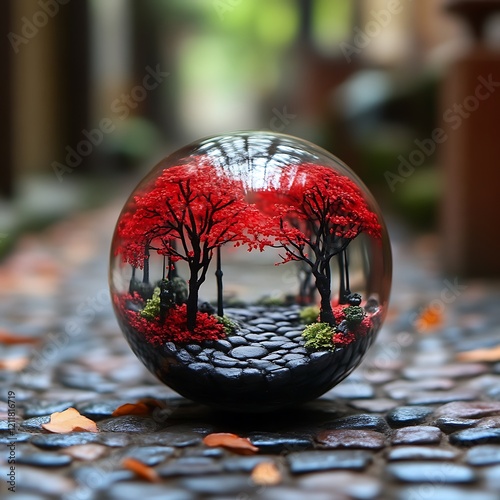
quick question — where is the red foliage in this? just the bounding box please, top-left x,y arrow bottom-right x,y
115,157 -> 264,269
256,163 -> 382,263
332,331 -> 356,346
117,294 -> 225,345
331,304 -> 373,345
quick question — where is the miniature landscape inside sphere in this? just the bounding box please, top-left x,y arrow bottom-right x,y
109,132 -> 392,412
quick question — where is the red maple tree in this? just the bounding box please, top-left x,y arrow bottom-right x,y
256,163 -> 381,326
116,158 -> 262,331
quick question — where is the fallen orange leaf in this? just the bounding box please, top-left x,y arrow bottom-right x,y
0,357 -> 30,371
42,408 -> 98,433
457,345 -> 500,363
0,330 -> 40,345
62,444 -> 107,461
203,433 -> 259,455
251,461 -> 282,485
122,457 -> 160,483
112,403 -> 151,417
414,305 -> 443,333
137,397 -> 167,410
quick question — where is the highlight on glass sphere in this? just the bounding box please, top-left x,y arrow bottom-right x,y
109,131 -> 392,412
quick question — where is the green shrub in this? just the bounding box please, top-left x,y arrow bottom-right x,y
344,306 -> 365,325
140,287 -> 160,320
216,315 -> 238,335
256,295 -> 286,307
302,323 -> 335,350
300,306 -> 320,325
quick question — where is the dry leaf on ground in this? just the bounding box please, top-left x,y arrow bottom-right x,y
0,357 -> 30,371
112,403 -> 151,417
251,461 -> 282,485
42,408 -> 98,433
414,305 -> 443,333
122,457 -> 160,482
0,330 -> 40,345
112,398 -> 166,417
203,432 -> 259,455
457,345 -> 500,363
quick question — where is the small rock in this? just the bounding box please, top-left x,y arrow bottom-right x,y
387,406 -> 433,428
466,445 -> 500,466
391,426 -> 442,445
435,417 -> 477,433
22,400 -> 73,418
297,471 -> 381,499
326,414 -> 389,432
98,415 -> 159,433
434,401 -> 500,419
328,382 -> 374,399
104,482 -> 194,500
288,450 -> 373,473
317,429 -> 386,450
17,452 -> 72,467
230,346 -> 268,360
387,462 -> 476,483
388,446 -> 457,461
248,433 -> 313,452
19,415 -> 50,431
395,486 -> 497,500
180,474 -> 253,495
31,432 -> 100,449
124,445 -> 175,466
450,428 -> 500,447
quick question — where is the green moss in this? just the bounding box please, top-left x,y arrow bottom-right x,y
300,306 -> 320,325
302,322 -> 335,350
344,306 -> 365,325
256,295 -> 286,307
140,287 -> 160,320
216,315 -> 238,335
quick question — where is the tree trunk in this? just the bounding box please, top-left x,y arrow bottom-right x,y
337,252 -> 346,304
216,247 -> 224,317
314,272 -> 336,327
143,246 -> 150,283
344,250 -> 350,299
298,262 -> 314,305
186,265 -> 199,332
170,240 -> 178,279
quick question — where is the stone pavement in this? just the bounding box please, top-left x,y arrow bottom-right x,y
1,203 -> 500,500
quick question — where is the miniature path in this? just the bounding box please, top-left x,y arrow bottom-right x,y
1,203 -> 500,499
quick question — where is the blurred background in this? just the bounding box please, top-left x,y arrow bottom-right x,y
1,0 -> 500,277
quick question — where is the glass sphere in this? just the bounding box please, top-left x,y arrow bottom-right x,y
109,131 -> 392,412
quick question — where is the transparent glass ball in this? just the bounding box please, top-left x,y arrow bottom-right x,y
109,131 -> 392,412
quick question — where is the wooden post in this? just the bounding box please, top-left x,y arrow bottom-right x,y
440,0 -> 500,276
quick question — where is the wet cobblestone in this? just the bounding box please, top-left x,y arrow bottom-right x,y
1,208 -> 500,498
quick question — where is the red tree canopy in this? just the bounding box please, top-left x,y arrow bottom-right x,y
254,163 -> 382,265
115,158 -> 265,269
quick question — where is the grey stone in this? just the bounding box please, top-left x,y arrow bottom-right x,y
31,432 -> 100,449
388,446 -> 458,461
450,428 -> 500,447
213,339 -> 232,352
434,401 -> 500,419
396,486 -> 497,500
391,426 -> 442,445
104,482 -> 194,500
158,456 -> 224,476
98,415 -> 159,433
22,401 -> 73,418
139,431 -> 201,447
435,416 -> 477,433
317,429 -> 386,450
124,445 -> 175,465
180,474 -> 253,495
288,450 -> 373,473
248,433 -> 313,452
227,336 -> 248,346
19,415 -> 50,431
387,462 -> 476,483
387,406 -> 433,428
17,451 -> 72,467
327,414 -> 389,432
466,445 -> 500,465
230,346 -> 268,359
